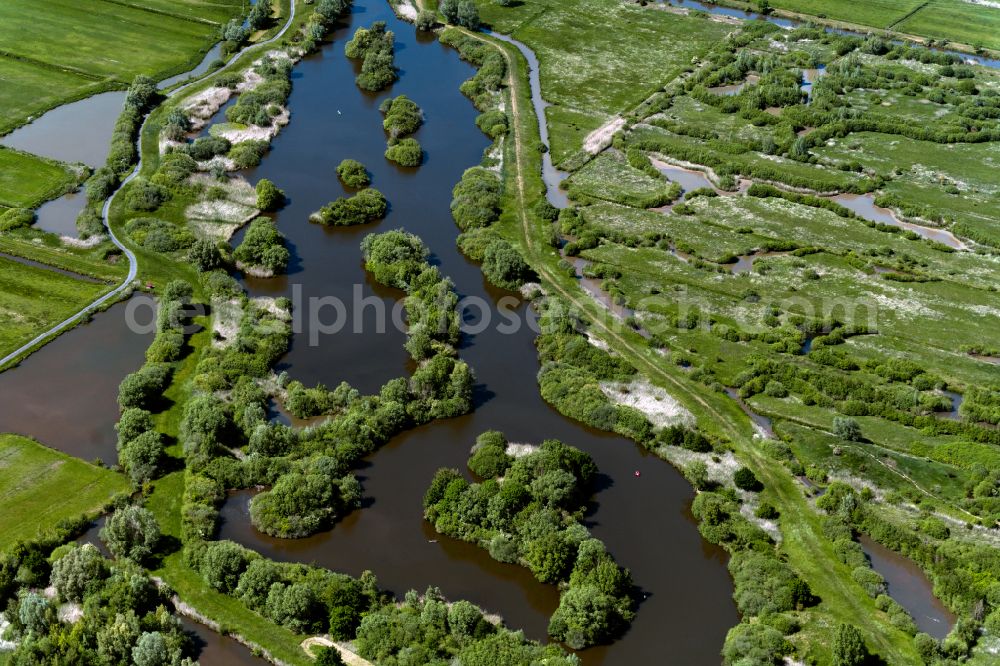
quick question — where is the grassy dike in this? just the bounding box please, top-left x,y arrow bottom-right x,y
454,25 -> 923,664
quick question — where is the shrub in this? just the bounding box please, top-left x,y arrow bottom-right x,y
234,218 -> 289,274
380,95 -> 423,138
833,416 -> 863,442
229,140 -> 269,169
734,466 -> 763,492
336,159 -> 370,188
311,188 -> 387,226
384,138 -> 422,166
117,364 -> 171,409
451,167 -> 502,230
255,178 -> 285,211
124,179 -> 168,212
100,505 -> 160,562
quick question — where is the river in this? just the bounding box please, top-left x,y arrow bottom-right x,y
213,1 -> 738,663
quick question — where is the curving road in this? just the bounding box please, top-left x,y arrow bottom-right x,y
0,1 -> 297,370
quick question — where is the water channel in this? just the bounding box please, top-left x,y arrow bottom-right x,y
211,2 -> 738,663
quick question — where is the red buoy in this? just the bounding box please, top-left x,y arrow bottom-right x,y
634,470 -> 641,477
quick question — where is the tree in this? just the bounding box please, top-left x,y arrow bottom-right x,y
132,631 -> 171,666
200,540 -> 256,593
384,138 -> 422,166
101,505 -> 161,562
336,159 -> 370,188
482,239 -> 530,289
360,229 -> 428,289
415,10 -> 436,31
722,622 -> 791,665
189,238 -> 222,272
547,584 -> 619,649
266,582 -> 323,633
524,531 -> 573,583
832,623 -> 870,666
468,432 -> 512,478
235,558 -> 282,607
733,466 -> 763,492
448,600 -> 485,638
50,544 -> 107,602
833,416 -> 863,442
180,394 -> 229,466
118,364 -> 171,410
120,430 -> 165,484
684,460 -> 710,490
116,408 -> 154,447
457,0 -> 479,28
440,0 -> 459,24
315,646 -> 347,666
256,178 -> 285,211
17,592 -> 53,635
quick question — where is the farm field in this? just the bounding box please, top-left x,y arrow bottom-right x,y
0,0 -> 243,134
0,147 -> 80,209
0,255 -> 110,358
766,0 -> 925,29
0,433 -> 127,550
893,0 -> 1000,52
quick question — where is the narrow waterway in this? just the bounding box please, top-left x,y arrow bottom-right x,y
216,1 -> 738,662
859,535 -> 956,639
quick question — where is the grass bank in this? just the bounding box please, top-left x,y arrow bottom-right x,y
0,433 -> 128,550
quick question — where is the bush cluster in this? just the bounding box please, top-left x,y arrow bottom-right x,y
233,217 -> 289,274
344,21 -> 397,92
424,433 -> 635,648
310,188 -> 387,226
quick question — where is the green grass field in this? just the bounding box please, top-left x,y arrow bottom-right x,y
892,0 -> 1000,51
0,146 -> 80,208
0,255 -> 110,358
0,433 -> 128,550
474,0 -> 730,164
0,228 -> 129,282
0,0 -> 242,134
768,0 -> 925,29
751,0 -> 1000,51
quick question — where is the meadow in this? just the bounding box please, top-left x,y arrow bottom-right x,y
752,0 -> 1000,51
473,0 -> 731,164
0,0 -> 242,134
0,433 -> 128,550
0,255 -> 111,358
0,147 -> 80,209
894,0 -> 1000,51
